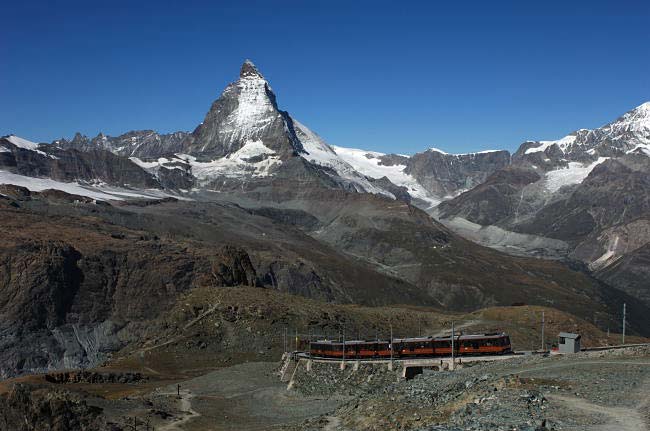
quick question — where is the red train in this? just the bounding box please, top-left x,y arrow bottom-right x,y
309,333 -> 511,359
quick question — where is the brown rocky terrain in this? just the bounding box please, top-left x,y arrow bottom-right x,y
2,180 -> 649,380
0,284 -> 646,431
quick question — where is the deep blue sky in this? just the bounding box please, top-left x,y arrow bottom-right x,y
2,1 -> 649,154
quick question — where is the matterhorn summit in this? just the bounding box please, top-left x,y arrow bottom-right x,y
183,60 -> 304,160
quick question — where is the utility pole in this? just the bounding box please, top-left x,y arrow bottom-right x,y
390,323 -> 394,367
283,327 -> 287,353
622,303 -> 626,345
342,323 -> 346,365
295,328 -> 298,352
541,311 -> 545,351
451,321 -> 455,370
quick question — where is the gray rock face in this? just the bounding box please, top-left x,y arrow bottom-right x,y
517,156 -> 650,241
0,137 -> 161,189
183,60 -> 304,160
437,166 -> 542,226
57,130 -> 189,158
404,149 -> 511,197
367,176 -> 412,203
0,224 -> 265,378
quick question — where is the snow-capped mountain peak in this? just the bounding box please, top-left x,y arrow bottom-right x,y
239,59 -> 264,79
517,101 -> 650,163
603,101 -> 650,136
184,60 -> 302,159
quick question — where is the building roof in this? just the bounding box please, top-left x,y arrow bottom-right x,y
559,332 -> 581,339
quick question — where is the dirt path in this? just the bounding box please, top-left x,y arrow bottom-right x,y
547,394 -> 647,431
323,416 -> 343,431
177,362 -> 347,430
158,389 -> 200,431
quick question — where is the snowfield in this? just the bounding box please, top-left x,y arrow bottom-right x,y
6,135 -> 40,151
330,145 -> 442,207
525,134 -> 577,154
0,171 -> 125,200
131,140 -> 282,183
0,170 -> 191,201
544,157 -> 608,192
294,121 -> 395,198
5,135 -> 54,158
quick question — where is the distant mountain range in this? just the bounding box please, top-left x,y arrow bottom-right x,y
437,101 -> 650,309
1,60 -> 649,378
3,61 -> 513,206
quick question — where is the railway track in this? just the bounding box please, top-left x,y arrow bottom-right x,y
294,351 -> 525,363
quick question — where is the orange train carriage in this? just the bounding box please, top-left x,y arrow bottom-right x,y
309,333 -> 511,359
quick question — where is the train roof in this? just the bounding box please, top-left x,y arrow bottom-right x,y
312,333 -> 508,345
435,333 -> 507,340
313,339 -> 389,345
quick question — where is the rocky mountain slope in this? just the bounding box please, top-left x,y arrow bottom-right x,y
56,130 -> 189,159
2,173 -> 649,379
437,102 -> 650,308
0,136 -> 161,190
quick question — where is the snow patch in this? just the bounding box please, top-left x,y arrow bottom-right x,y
130,156 -> 186,171
6,135 -> 39,151
294,120 -> 395,198
427,147 -> 501,156
627,143 -> 650,156
331,145 -> 442,207
0,170 -> 191,202
5,135 -> 54,158
525,134 -> 577,155
132,141 -> 281,182
171,141 -> 283,182
0,171 -> 124,201
544,157 -> 608,192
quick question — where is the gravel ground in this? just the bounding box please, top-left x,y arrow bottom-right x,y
290,346 -> 650,431
8,347 -> 646,430
168,362 -> 350,430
